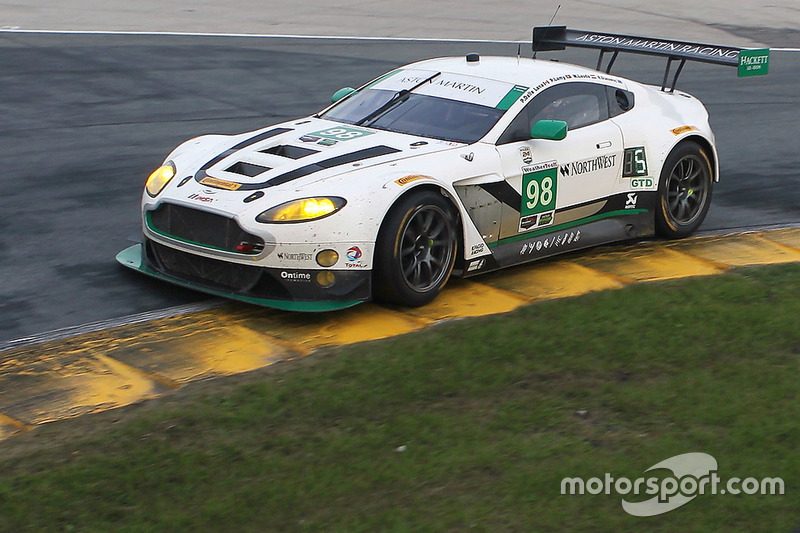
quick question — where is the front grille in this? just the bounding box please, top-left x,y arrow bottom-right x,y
146,240 -> 264,293
147,203 -> 264,254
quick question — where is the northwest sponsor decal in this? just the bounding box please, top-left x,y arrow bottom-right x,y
559,154 -> 617,177
277,252 -> 313,261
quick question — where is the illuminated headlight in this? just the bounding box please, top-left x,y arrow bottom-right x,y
256,197 -> 346,223
145,161 -> 176,197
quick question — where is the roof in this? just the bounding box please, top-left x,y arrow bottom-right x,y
403,55 -> 627,88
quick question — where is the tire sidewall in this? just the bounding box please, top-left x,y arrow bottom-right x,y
373,189 -> 458,306
655,141 -> 714,238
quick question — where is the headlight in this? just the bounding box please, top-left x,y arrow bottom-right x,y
145,161 -> 176,197
256,197 -> 346,223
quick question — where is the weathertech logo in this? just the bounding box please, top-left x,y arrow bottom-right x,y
560,154 -> 617,177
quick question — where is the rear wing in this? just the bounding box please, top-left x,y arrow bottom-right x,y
532,26 -> 770,92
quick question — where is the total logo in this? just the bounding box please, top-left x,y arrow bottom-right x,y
345,246 -> 369,269
346,246 -> 363,261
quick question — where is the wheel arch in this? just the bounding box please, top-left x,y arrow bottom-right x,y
667,134 -> 719,182
378,182 -> 466,269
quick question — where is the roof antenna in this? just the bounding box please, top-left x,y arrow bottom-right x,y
533,3 -> 561,60
517,43 -> 521,65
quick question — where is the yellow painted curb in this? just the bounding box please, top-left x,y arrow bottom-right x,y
480,261 -> 625,300
1,228 -> 798,438
0,413 -> 28,440
577,245 -> 725,282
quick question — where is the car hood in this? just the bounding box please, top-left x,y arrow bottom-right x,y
189,118 -> 464,193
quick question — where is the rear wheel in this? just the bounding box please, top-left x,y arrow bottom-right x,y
655,141 -> 714,238
374,190 -> 458,306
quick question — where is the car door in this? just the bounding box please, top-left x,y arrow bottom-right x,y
494,82 -> 624,241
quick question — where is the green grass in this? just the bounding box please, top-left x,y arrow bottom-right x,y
2,265 -> 800,532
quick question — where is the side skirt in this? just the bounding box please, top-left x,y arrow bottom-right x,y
460,208 -> 654,276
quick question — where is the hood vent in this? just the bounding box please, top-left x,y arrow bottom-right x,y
265,145 -> 402,188
260,145 -> 319,159
226,161 -> 271,177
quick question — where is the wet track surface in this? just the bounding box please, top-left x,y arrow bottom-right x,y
1,33 -> 798,342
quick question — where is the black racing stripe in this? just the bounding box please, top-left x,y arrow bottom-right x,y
233,145 -> 402,191
193,127 -> 292,183
479,182 -> 522,212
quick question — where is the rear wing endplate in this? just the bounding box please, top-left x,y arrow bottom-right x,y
532,26 -> 770,92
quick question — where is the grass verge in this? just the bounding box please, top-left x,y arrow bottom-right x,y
1,264 -> 799,532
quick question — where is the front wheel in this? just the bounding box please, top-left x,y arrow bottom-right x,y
374,190 -> 458,307
655,141 -> 714,238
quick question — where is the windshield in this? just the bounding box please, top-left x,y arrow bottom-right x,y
322,89 -> 505,144
320,69 -> 525,144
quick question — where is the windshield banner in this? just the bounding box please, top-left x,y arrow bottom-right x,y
370,69 -> 525,109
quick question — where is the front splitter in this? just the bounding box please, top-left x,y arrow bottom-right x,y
115,244 -> 365,312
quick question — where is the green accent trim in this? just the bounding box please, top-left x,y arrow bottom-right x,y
145,211 -> 258,256
496,84 -> 529,111
115,244 -> 364,313
488,209 -> 649,249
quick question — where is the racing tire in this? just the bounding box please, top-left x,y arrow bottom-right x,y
374,189 -> 458,307
655,141 -> 714,239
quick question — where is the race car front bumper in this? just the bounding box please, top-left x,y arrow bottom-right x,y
116,240 -> 370,312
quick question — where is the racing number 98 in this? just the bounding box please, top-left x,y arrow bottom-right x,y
318,128 -> 367,140
526,176 -> 553,210
521,167 -> 558,217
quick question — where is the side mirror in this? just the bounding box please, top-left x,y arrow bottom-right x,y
530,120 -> 568,141
330,87 -> 357,104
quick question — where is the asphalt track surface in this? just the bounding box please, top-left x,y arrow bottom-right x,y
0,33 -> 798,342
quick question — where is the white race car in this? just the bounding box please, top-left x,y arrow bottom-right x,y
117,26 -> 769,311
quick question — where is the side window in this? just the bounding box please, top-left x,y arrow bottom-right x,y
498,82 -> 611,145
607,87 -> 635,117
